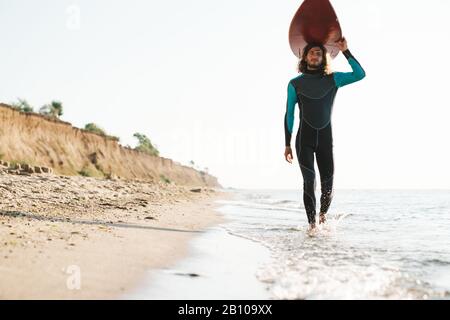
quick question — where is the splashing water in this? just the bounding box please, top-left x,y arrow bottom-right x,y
216,189 -> 450,300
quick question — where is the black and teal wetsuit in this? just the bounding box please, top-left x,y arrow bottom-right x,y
284,49 -> 366,224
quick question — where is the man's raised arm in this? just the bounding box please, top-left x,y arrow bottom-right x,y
333,48 -> 366,88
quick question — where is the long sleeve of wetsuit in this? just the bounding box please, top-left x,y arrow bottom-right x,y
333,49 -> 366,88
284,81 -> 298,147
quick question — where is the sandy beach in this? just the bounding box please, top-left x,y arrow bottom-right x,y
0,168 -> 233,299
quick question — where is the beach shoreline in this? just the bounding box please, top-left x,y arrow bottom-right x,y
124,197 -> 273,300
0,171 -> 234,299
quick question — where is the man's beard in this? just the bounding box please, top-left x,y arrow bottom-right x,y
308,63 -> 322,69
307,61 -> 322,69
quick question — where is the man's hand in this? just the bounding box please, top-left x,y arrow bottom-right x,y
335,36 -> 348,52
284,146 -> 293,164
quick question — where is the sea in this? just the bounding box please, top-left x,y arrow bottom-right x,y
215,188 -> 450,299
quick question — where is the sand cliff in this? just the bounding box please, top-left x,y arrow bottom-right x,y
0,103 -> 220,187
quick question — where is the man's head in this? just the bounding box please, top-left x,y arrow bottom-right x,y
298,42 -> 331,74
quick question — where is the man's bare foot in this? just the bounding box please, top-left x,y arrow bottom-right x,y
307,223 -> 317,236
319,213 -> 326,224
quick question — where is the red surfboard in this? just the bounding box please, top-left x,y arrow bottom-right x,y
288,0 -> 342,59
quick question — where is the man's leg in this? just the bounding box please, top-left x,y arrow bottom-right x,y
316,125 -> 334,223
296,145 -> 317,225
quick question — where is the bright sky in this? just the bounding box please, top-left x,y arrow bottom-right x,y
1,0 -> 449,189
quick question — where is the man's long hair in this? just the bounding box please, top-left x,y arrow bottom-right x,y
297,42 -> 332,75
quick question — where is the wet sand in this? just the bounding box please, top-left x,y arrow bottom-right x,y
124,225 -> 272,300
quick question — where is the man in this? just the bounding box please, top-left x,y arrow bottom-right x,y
283,37 -> 366,232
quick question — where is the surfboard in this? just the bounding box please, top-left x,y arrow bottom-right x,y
288,0 -> 342,59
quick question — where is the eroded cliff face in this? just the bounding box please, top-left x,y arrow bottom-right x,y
0,103 -> 221,188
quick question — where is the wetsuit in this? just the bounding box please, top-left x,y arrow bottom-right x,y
284,49 -> 366,224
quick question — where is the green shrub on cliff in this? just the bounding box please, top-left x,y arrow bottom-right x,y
84,123 -> 120,141
84,123 -> 106,135
39,101 -> 63,118
133,133 -> 159,157
84,122 -> 120,141
10,98 -> 34,112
